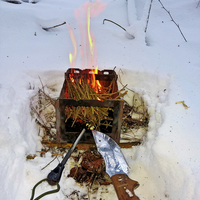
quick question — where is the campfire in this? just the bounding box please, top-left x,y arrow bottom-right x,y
55,1 -> 126,144
31,0 -> 149,149
55,68 -> 125,144
29,1 -> 148,198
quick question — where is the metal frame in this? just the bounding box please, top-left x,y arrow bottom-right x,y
55,68 -> 123,144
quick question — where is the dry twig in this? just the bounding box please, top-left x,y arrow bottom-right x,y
158,0 -> 187,42
39,88 -> 56,107
42,22 -> 66,31
103,19 -> 126,31
30,77 -> 57,142
103,19 -> 135,39
41,156 -> 57,170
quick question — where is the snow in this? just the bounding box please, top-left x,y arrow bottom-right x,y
0,0 -> 200,199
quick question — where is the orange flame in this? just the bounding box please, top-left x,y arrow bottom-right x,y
69,74 -> 75,83
68,0 -> 106,92
93,68 -> 102,92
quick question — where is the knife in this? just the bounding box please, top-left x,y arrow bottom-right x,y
92,130 -> 140,200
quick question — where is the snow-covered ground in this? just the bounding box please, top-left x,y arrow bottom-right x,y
0,0 -> 200,199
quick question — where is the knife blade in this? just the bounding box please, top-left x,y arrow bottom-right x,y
92,130 -> 140,200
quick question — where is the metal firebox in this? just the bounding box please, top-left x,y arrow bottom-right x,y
55,68 -> 123,144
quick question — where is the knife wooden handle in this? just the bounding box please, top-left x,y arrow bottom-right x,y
111,174 -> 140,200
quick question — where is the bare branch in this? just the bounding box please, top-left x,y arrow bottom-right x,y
158,0 -> 187,42
42,22 -> 66,31
145,0 -> 154,33
103,19 -> 135,39
103,19 -> 126,31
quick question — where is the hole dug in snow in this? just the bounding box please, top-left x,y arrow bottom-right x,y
29,69 -> 169,199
